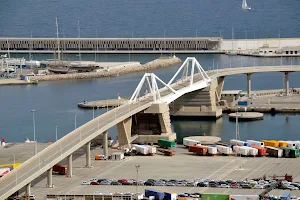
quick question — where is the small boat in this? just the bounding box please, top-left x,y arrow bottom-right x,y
242,0 -> 251,10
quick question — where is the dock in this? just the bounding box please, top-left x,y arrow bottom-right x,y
78,98 -> 129,109
0,78 -> 38,86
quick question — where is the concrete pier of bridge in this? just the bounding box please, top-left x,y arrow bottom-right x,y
85,141 -> 91,168
285,72 -> 289,95
103,131 -> 108,157
247,73 -> 252,97
67,154 -> 73,177
25,183 -> 31,196
47,168 -> 53,188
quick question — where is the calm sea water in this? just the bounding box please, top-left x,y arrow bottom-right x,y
0,0 -> 300,38
0,1 -> 300,143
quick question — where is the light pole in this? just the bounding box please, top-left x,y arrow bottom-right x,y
93,107 -> 95,119
31,109 -> 37,155
74,114 -> 77,130
135,165 -> 140,194
56,126 -> 58,141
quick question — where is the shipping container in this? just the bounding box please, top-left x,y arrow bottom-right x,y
202,193 -> 229,200
162,191 -> 177,200
0,167 -> 12,177
157,139 -> 175,149
251,146 -> 266,156
207,146 -> 218,155
188,146 -> 208,156
262,140 -> 279,147
244,147 -> 258,156
215,142 -> 233,148
216,145 -> 233,155
145,189 -> 164,200
278,141 -> 288,147
230,139 -> 249,146
53,164 -> 67,175
233,146 -> 249,156
230,195 -> 259,200
281,147 -> 300,158
280,192 -> 291,200
183,138 -> 201,147
265,146 -> 283,158
287,141 -> 296,149
246,140 -> 264,147
295,141 -> 300,150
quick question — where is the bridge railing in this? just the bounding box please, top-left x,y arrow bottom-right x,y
0,100 -> 150,199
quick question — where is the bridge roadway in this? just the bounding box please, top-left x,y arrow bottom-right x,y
1,64 -> 300,199
206,65 -> 300,77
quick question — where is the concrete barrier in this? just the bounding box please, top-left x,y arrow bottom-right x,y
31,56 -> 181,82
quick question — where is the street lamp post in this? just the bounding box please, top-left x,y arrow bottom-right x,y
31,109 -> 37,155
56,126 -> 58,141
74,114 -> 77,130
135,165 -> 140,194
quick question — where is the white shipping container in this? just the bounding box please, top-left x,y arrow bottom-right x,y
139,146 -> 149,155
183,138 -> 201,147
0,167 -> 11,177
246,140 -> 264,147
216,145 -> 233,155
230,195 -> 260,200
147,146 -> 156,154
287,141 -> 296,149
295,141 -> 300,150
233,146 -> 248,156
207,146 -> 218,155
230,139 -> 248,146
244,147 -> 258,156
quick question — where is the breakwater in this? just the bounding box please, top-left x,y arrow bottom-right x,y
31,56 -> 181,81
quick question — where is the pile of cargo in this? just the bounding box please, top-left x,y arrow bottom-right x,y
186,139 -> 300,158
157,139 -> 175,156
53,164 -> 67,175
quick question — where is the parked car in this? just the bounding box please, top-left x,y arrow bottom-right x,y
101,180 -> 111,185
190,193 -> 201,198
253,185 -> 264,189
240,184 -> 251,189
144,181 -> 154,186
111,181 -> 121,185
220,184 -> 230,188
90,181 -> 100,185
81,181 -> 91,185
166,182 -> 175,186
197,182 -> 208,187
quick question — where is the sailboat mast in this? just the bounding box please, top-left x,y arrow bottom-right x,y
78,21 -> 81,62
56,17 -> 61,61
7,38 -> 10,59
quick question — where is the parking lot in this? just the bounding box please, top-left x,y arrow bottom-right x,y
3,144 -> 300,199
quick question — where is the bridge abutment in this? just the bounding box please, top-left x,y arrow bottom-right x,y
117,117 -> 132,147
170,80 -> 222,119
216,76 -> 225,102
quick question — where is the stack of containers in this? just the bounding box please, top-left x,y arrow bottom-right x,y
230,139 -> 249,146
216,145 -> 233,156
265,146 -> 283,158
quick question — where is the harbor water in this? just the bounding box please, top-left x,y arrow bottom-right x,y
1,54 -> 300,143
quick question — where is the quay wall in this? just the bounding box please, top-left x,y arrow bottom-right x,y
220,38 -> 300,51
31,56 -> 181,81
0,37 -> 220,53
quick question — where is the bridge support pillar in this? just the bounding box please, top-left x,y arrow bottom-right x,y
47,168 -> 53,187
86,141 -> 91,168
216,76 -> 225,102
285,72 -> 289,95
103,131 -> 108,157
67,154 -> 73,177
117,117 -> 132,147
25,182 -> 31,196
247,73 -> 252,97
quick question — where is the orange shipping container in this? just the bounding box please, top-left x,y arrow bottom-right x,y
251,146 -> 266,156
279,141 -> 288,147
188,146 -> 208,155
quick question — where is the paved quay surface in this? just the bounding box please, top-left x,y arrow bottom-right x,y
2,145 -> 299,198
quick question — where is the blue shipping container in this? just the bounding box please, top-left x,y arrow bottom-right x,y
238,101 -> 248,106
280,192 -> 290,200
145,189 -> 164,200
163,192 -> 177,200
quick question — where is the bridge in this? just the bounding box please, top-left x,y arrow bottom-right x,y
0,57 -> 211,200
1,58 -> 300,199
